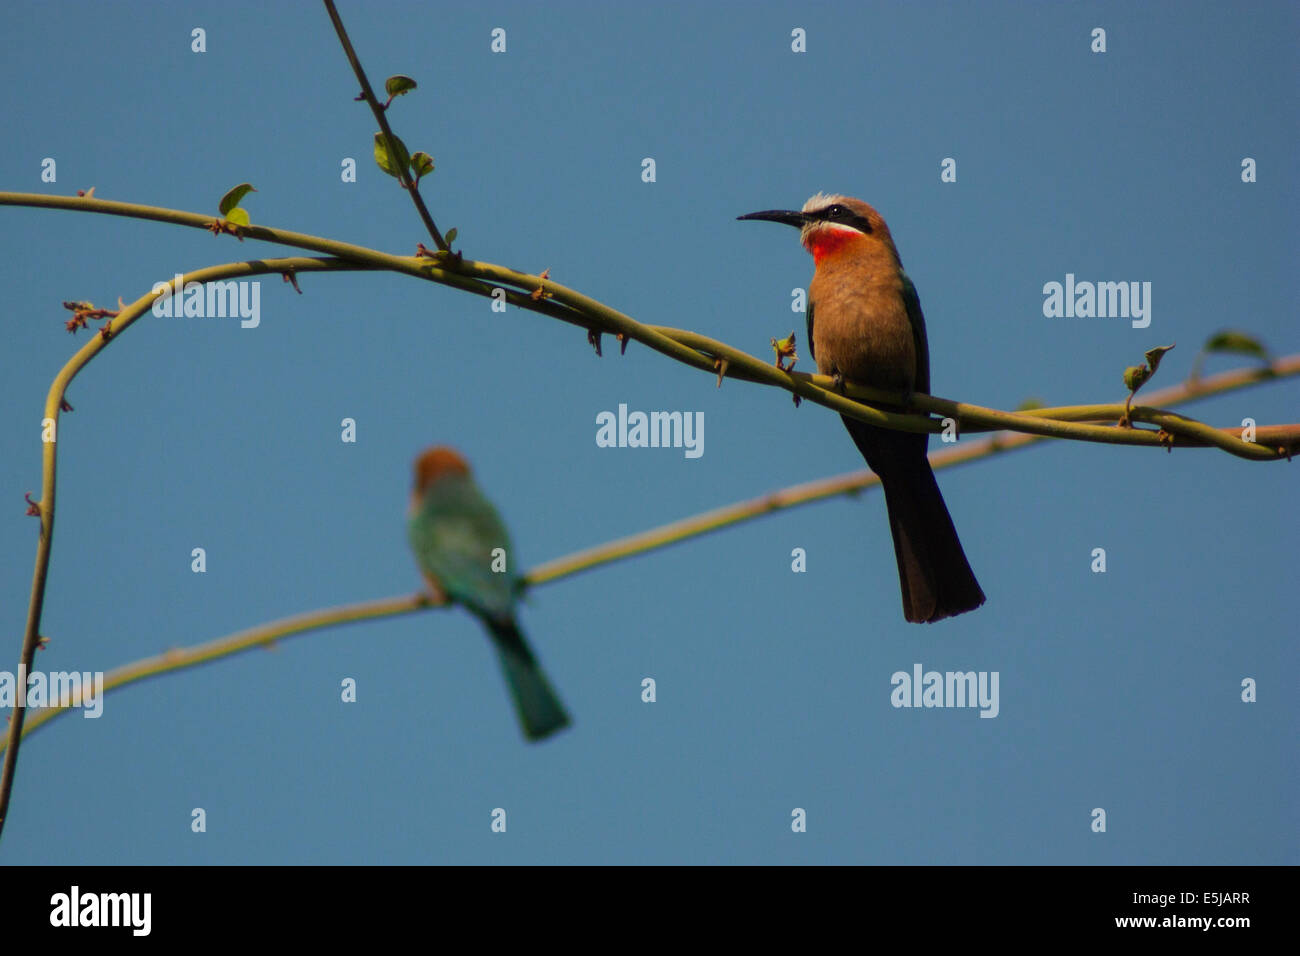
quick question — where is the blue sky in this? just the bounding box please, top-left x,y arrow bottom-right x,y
0,1 -> 1295,864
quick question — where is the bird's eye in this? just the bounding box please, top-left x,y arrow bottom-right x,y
827,204 -> 846,218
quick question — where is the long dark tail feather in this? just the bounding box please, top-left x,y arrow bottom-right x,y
841,417 -> 985,623
483,616 -> 572,741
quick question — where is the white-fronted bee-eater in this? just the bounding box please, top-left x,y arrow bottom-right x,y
739,194 -> 985,623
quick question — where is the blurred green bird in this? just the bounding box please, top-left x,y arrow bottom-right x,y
407,446 -> 571,741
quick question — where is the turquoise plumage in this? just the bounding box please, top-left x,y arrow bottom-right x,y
408,447 -> 571,741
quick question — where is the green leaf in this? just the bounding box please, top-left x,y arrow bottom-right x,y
1204,330 -> 1267,359
1143,344 -> 1175,376
384,75 -> 417,98
373,132 -> 411,179
410,151 -> 434,180
224,207 -> 250,227
444,227 -> 457,245
371,132 -> 410,178
1123,365 -> 1149,392
218,183 -> 256,215
1015,398 -> 1045,411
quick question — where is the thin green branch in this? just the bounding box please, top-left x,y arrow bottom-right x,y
0,256 -> 372,838
3,193 -> 1292,460
322,0 -> 447,250
3,355 -> 1294,753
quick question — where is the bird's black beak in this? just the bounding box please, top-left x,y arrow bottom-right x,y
737,209 -> 807,228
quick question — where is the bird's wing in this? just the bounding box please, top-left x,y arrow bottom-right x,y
805,297 -> 815,363
408,483 -> 517,619
899,270 -> 930,395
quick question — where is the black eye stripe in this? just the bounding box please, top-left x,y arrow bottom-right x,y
816,205 -> 872,234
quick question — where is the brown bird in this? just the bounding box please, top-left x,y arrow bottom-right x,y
739,193 -> 985,622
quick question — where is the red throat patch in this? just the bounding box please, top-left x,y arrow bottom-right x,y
802,225 -> 864,266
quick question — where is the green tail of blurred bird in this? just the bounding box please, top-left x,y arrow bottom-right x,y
408,446 -> 571,741
482,616 -> 571,741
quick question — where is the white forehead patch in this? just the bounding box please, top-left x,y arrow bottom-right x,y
802,192 -> 848,214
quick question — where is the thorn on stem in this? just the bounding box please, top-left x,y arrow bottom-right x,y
24,493 -> 40,517
587,329 -> 602,357
714,358 -> 729,387
531,268 -> 552,302
206,219 -> 245,241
